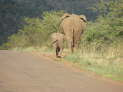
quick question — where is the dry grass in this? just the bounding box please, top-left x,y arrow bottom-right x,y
64,44 -> 123,81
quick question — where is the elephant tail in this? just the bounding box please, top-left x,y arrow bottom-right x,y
71,29 -> 75,52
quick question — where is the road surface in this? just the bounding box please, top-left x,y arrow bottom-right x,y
0,50 -> 123,92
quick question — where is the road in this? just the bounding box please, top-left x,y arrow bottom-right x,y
0,50 -> 123,92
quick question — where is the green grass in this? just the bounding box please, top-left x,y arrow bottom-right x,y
64,51 -> 123,81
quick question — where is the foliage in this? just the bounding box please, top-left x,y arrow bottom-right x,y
2,11 -> 64,48
1,0 -> 123,49
82,0 -> 123,46
0,0 -> 109,45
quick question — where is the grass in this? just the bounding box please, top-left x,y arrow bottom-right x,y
63,46 -> 123,81
12,46 -> 54,53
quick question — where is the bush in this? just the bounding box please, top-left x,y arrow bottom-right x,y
2,11 -> 64,48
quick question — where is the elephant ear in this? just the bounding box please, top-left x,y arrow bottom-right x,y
61,13 -> 71,20
80,15 -> 87,23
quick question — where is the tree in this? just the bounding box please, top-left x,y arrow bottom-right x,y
2,11 -> 64,48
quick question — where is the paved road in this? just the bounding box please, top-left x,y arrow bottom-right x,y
0,50 -> 123,92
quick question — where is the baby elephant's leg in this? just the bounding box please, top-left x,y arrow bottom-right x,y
56,46 -> 61,58
59,47 -> 63,57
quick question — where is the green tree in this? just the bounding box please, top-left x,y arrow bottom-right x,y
82,0 -> 123,45
2,11 -> 64,48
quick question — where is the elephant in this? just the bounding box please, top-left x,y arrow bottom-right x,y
60,13 -> 87,52
51,32 -> 65,58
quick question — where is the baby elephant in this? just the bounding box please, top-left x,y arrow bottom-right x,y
51,33 -> 64,58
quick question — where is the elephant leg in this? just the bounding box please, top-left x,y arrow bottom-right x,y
56,46 -> 60,58
67,40 -> 74,53
70,40 -> 75,53
59,47 -> 63,57
71,42 -> 74,53
75,40 -> 80,49
66,37 -> 74,53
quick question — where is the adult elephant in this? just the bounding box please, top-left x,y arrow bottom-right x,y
60,13 -> 87,52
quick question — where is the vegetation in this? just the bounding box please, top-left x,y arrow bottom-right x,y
0,0 -> 108,45
1,11 -> 64,48
64,52 -> 123,80
0,0 -> 123,81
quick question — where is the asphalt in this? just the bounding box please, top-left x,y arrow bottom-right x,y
0,50 -> 123,92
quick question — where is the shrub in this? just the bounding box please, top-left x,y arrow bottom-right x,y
2,11 -> 64,48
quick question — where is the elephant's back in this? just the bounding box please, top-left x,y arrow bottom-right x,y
73,14 -> 86,31
60,16 -> 74,37
61,16 -> 74,30
60,14 -> 86,36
